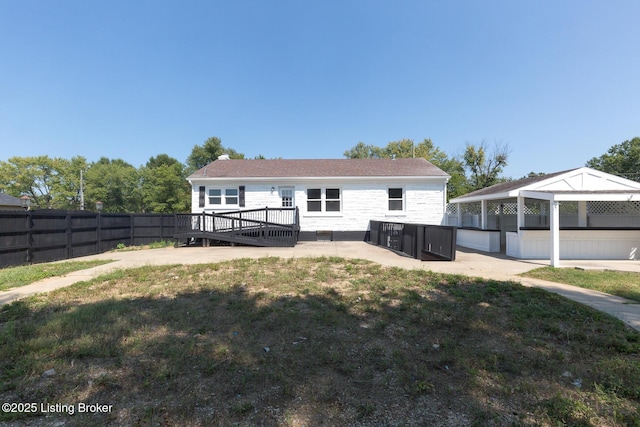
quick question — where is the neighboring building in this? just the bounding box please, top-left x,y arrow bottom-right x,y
447,167 -> 640,266
0,193 -> 24,210
187,157 -> 450,241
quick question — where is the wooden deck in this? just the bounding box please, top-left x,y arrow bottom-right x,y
174,207 -> 299,247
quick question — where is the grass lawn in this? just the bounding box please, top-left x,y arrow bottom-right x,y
520,267 -> 640,302
1,257 -> 639,426
0,260 -> 114,292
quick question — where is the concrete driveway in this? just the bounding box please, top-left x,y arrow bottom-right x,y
2,242 -> 639,331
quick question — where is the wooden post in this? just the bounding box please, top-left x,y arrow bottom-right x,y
97,211 -> 102,254
130,214 -> 135,246
416,225 -> 424,259
173,213 -> 178,239
25,210 -> 32,263
66,212 -> 72,259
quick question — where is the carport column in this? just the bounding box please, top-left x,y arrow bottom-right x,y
516,196 -> 525,230
516,196 -> 525,256
578,201 -> 588,227
456,203 -> 462,227
481,200 -> 488,229
550,200 -> 560,267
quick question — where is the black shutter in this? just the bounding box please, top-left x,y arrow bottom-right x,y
199,186 -> 205,208
239,186 -> 245,207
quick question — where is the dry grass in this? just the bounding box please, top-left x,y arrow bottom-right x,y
1,257 -> 639,426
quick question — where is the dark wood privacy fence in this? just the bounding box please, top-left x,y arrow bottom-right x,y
369,220 -> 457,261
174,207 -> 299,248
0,210 -> 175,268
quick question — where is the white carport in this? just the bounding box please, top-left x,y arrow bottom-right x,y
447,167 -> 640,267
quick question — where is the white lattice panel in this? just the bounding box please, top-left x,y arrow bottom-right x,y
486,202 -> 518,215
559,201 -> 578,215
524,200 -> 547,215
445,203 -> 459,215
502,202 -> 517,215
460,202 -> 481,215
588,201 -> 640,215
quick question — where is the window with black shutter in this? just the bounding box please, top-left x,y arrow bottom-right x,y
199,186 -> 205,208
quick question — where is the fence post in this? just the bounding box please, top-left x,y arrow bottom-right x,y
97,211 -> 102,254
25,210 -> 33,263
416,226 -> 424,259
130,214 -> 134,246
174,213 -> 178,236
66,212 -> 72,259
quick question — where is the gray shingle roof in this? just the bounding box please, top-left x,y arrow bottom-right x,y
455,169 -> 579,199
0,193 -> 22,206
188,158 -> 449,179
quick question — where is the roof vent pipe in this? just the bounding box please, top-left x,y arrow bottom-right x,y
218,154 -> 230,160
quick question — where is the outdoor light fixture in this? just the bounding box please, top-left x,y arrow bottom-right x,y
20,195 -> 31,211
271,186 -> 275,193
96,201 -> 103,212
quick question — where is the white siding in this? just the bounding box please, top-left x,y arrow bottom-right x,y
189,178 -> 447,231
456,229 -> 501,252
513,229 -> 640,260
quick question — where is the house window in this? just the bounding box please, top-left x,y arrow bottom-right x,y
225,188 -> 238,205
209,189 -> 222,205
307,188 -> 341,212
388,188 -> 404,211
307,189 -> 322,212
325,188 -> 341,212
208,188 -> 239,206
280,187 -> 294,207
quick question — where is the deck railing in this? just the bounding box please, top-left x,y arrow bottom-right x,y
175,207 -> 299,247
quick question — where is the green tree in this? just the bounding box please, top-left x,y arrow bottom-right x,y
343,138 -> 468,198
463,141 -> 510,191
84,157 -> 142,212
186,136 -> 244,173
343,142 -> 384,159
0,156 -> 66,209
54,156 -> 90,210
141,155 -> 190,213
586,137 -> 640,182
383,139 -> 418,159
523,172 -> 546,179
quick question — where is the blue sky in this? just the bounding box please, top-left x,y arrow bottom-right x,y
1,0 -> 638,179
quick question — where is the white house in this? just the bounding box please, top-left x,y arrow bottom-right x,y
187,157 -> 450,241
447,167 -> 640,266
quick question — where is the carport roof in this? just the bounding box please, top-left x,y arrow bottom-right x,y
450,167 -> 640,203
